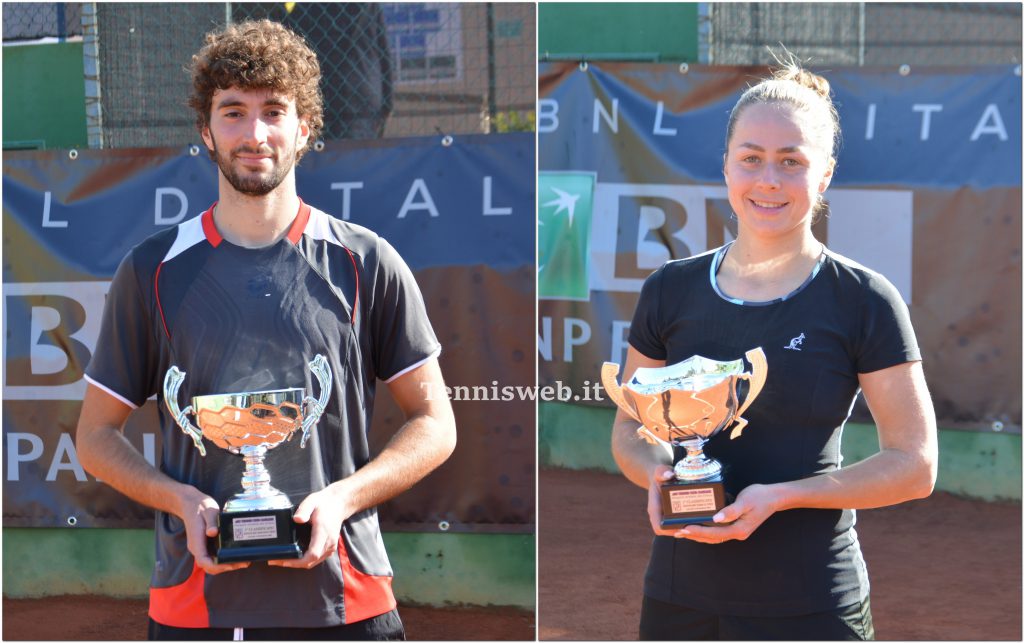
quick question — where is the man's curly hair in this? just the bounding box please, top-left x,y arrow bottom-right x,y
188,20 -> 324,160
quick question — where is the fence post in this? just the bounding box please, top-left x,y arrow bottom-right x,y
82,2 -> 104,149
486,3 -> 498,133
858,2 -> 866,65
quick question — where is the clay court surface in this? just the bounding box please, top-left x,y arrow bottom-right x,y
539,468 -> 1022,641
4,470 -> 1020,641
2,598 -> 535,641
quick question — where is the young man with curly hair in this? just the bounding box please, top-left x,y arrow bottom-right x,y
76,20 -> 456,640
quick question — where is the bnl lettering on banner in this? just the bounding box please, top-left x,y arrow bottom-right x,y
539,98 -> 1010,142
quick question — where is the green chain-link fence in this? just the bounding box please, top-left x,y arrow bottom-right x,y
705,2 -> 1021,66
2,2 -> 535,149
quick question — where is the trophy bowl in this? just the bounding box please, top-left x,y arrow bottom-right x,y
602,348 -> 767,527
163,355 -> 332,562
192,389 -> 305,454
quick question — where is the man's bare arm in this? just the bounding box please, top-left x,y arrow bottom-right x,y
338,356 -> 457,512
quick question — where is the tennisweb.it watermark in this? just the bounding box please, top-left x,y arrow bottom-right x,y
420,380 -> 605,403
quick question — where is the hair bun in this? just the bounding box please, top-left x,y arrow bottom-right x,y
726,45 -> 842,160
773,64 -> 831,100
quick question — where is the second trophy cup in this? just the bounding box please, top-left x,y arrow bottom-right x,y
602,348 -> 767,527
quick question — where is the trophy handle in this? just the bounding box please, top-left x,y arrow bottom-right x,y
162,366 -> 206,456
600,362 -> 643,425
729,347 -> 769,440
636,426 -> 663,447
602,362 -> 661,445
300,354 -> 333,448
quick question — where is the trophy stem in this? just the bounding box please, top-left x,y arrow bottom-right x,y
681,438 -> 706,460
672,437 -> 723,482
240,446 -> 272,495
223,445 -> 292,512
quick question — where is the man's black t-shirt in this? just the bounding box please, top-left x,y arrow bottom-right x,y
85,201 -> 440,628
628,243 -> 920,617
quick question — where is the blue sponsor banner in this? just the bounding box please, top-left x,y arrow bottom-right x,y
539,63 -> 1020,189
3,132 -> 534,278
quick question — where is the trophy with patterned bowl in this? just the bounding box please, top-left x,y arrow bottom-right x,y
163,355 -> 332,563
602,348 -> 767,527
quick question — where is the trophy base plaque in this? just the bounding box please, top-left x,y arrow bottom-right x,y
215,508 -> 303,564
659,476 -> 727,528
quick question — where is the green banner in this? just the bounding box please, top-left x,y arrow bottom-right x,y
538,172 -> 595,300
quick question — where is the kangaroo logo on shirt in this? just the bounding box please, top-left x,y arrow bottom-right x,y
784,333 -> 806,351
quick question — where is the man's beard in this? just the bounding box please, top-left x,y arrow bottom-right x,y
210,133 -> 297,197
